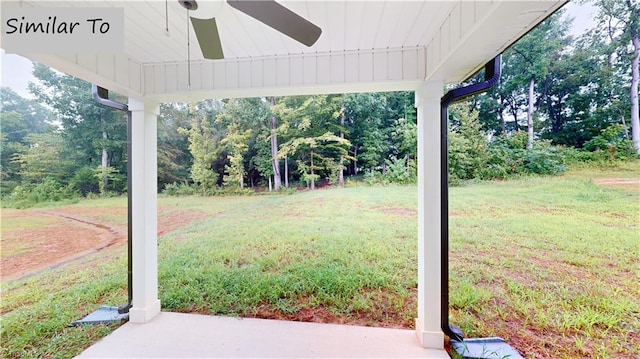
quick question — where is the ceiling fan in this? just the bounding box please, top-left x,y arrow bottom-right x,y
178,0 -> 322,60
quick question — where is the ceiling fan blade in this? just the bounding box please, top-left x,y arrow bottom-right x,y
190,17 -> 224,59
227,0 -> 322,47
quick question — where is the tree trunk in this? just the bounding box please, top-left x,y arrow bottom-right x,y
630,30 -> 640,153
310,150 -> 315,190
101,129 -> 109,195
499,95 -> 506,135
268,97 -> 282,189
353,145 -> 359,175
268,176 -> 272,192
619,109 -> 630,139
511,108 -> 519,132
527,77 -> 535,150
284,155 -> 289,187
338,98 -> 345,185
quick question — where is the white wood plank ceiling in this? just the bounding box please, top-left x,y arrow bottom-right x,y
14,1 -> 456,63
3,0 -> 567,100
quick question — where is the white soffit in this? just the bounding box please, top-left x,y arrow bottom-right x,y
2,0 -> 566,101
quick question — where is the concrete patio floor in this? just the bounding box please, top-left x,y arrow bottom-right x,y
76,312 -> 450,358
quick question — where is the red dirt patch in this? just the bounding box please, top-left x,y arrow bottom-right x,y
158,208 -> 208,236
1,211 -> 125,282
52,206 -> 127,225
246,289 -> 416,329
247,305 -> 410,329
1,207 -> 208,282
373,206 -> 417,217
593,177 -> 640,191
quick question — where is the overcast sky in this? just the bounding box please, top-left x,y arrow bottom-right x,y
0,1 -> 598,100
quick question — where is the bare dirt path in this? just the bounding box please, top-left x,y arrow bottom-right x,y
1,207 -> 208,283
1,211 -> 126,282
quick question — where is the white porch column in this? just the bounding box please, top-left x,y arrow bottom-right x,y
415,80 -> 444,349
128,97 -> 161,323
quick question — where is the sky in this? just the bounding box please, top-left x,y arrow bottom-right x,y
0,1 -> 598,100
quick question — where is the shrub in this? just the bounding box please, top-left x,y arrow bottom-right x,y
481,142 -> 521,180
362,156 -> 416,185
448,132 -> 472,182
29,177 -> 78,202
162,182 -> 199,196
344,176 -> 365,188
162,181 -> 256,196
523,142 -> 567,175
0,179 -> 20,199
563,147 -> 601,164
448,104 -> 490,182
382,156 -> 416,184
583,124 -> 637,162
205,186 -> 254,196
478,137 -> 567,180
70,167 -> 99,196
93,166 -> 126,195
7,177 -> 78,208
363,169 -> 383,185
505,131 -> 528,150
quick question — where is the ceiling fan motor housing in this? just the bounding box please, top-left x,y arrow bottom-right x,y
179,0 -> 198,11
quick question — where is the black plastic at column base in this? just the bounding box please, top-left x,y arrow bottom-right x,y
451,337 -> 524,359
70,306 -> 129,326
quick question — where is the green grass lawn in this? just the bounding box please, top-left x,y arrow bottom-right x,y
1,164 -> 638,358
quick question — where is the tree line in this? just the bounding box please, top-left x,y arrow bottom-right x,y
160,91 -> 417,194
1,3 -> 638,205
474,2 -> 639,153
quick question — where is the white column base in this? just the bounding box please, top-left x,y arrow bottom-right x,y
415,319 -> 445,349
129,299 -> 161,323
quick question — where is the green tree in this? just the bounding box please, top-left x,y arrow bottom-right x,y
591,0 -> 640,153
158,103 -> 194,188
29,64 -> 127,193
537,31 -> 619,147
178,101 -> 225,192
1,112 -> 28,193
0,87 -> 54,194
504,12 -> 571,148
267,97 -> 282,190
0,87 -> 53,135
343,93 -> 390,174
12,133 -> 75,184
252,130 -> 277,189
391,118 -> 417,164
220,123 -> 252,188
278,132 -> 351,189
216,97 -> 271,188
277,95 -> 350,189
448,104 -> 488,180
